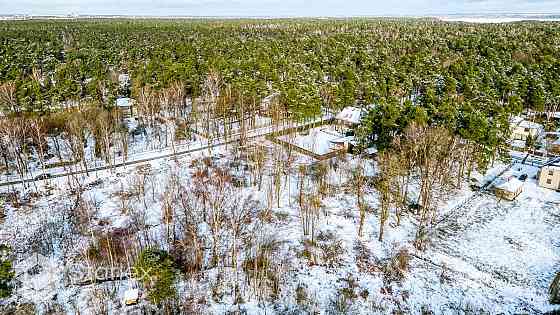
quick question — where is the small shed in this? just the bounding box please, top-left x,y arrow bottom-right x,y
116,97 -> 135,118
330,136 -> 356,152
495,177 -> 523,201
360,146 -> 379,159
123,288 -> 140,306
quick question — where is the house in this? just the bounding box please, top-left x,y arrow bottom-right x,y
494,177 -> 523,200
118,73 -> 130,88
335,106 -> 367,128
510,116 -> 544,141
538,165 -> 560,191
116,97 -> 135,118
259,92 -> 281,116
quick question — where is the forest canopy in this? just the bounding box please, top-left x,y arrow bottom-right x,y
0,18 -> 559,166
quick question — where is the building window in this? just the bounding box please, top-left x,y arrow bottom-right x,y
547,179 -> 552,185
549,170 -> 554,176
524,128 -> 530,132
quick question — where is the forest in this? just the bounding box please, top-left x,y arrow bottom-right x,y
0,18 -> 559,314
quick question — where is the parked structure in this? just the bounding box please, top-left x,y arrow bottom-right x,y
495,177 -> 523,200
538,165 -> 560,191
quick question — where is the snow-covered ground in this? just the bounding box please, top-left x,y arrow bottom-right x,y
1,132 -> 560,314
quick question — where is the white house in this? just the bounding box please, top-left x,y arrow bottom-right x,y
538,164 -> 560,191
123,288 -> 140,306
510,116 -> 544,141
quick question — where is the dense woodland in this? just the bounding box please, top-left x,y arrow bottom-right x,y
1,19 -> 560,148
1,19 -> 560,313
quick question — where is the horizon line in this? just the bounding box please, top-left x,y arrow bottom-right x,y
2,12 -> 560,18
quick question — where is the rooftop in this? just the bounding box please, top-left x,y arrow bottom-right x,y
335,106 -> 367,124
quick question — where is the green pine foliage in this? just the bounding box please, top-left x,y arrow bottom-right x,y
0,19 -> 558,121
133,247 -> 177,305
0,245 -> 14,299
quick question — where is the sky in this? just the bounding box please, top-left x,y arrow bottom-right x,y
0,0 -> 559,16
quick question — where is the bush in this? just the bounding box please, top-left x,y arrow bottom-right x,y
0,245 -> 14,299
133,247 -> 177,305
317,231 -> 345,268
382,249 -> 411,284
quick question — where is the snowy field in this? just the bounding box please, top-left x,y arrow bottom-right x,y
1,138 -> 560,314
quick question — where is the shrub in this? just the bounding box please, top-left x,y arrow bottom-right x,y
295,284 -> 308,306
317,231 -> 345,268
133,247 -> 177,305
383,248 -> 411,284
328,274 -> 359,314
395,249 -> 410,272
0,245 -> 14,299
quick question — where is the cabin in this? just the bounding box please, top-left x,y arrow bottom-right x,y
538,165 -> 560,191
494,177 -> 523,201
510,116 -> 544,141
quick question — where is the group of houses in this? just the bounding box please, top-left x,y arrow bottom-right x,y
509,115 -> 560,153
110,96 -> 560,201
493,115 -> 560,200
495,160 -> 560,201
